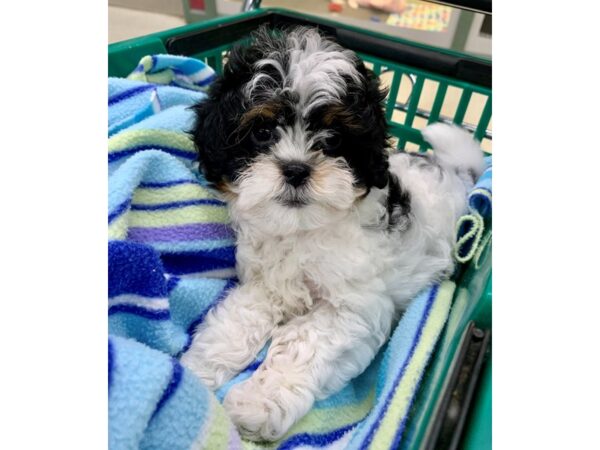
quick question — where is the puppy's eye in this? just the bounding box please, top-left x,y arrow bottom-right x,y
324,133 -> 342,152
251,127 -> 274,145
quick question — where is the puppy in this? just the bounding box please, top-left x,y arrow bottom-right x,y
181,26 -> 484,441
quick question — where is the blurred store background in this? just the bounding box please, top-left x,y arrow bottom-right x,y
109,0 -> 491,59
109,0 -> 492,152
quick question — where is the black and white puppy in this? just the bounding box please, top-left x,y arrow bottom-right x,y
182,26 -> 484,441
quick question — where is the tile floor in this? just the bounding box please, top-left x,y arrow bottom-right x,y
109,6 -> 186,44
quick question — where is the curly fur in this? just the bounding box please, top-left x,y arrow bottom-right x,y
183,26 -> 484,441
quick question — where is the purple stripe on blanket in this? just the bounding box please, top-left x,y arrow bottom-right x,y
228,424 -> 245,450
128,223 -> 234,242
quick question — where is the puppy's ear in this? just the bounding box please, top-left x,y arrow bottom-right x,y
190,41 -> 262,186
190,79 -> 234,186
220,40 -> 264,90
355,62 -> 390,189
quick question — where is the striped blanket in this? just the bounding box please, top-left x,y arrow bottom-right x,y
108,55 -> 456,450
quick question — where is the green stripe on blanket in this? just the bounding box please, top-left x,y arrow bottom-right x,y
108,129 -> 197,156
367,281 -> 454,449
132,184 -> 216,205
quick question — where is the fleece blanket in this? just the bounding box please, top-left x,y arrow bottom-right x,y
108,54 -> 458,450
454,157 -> 492,264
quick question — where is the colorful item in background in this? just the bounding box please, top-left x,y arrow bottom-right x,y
355,0 -> 407,14
188,0 -> 206,12
386,0 -> 452,32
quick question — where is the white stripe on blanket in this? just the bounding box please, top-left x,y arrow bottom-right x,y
109,295 -> 170,310
171,268 -> 238,280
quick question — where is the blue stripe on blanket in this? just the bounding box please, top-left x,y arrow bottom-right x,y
213,345 -> 269,402
108,339 -> 114,391
168,278 -> 234,333
108,145 -> 196,163
243,360 -> 262,372
166,276 -> 180,293
108,199 -> 131,224
468,158 -> 492,218
279,422 -> 359,450
176,58 -> 208,75
194,73 -> 216,87
180,278 -> 237,355
108,240 -> 168,298
108,89 -> 161,138
140,361 -> 214,450
138,179 -> 197,188
469,186 -> 492,218
456,220 -> 479,259
160,247 -> 236,275
109,310 -> 188,356
150,239 -> 236,254
187,279 -> 236,333
130,199 -> 226,210
152,359 -> 184,419
109,84 -> 156,106
108,150 -> 202,216
165,59 -> 217,88
388,302 -> 439,449
108,336 -> 182,450
109,304 -> 171,320
358,284 -> 438,449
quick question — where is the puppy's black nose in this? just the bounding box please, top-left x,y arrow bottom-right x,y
281,162 -> 311,187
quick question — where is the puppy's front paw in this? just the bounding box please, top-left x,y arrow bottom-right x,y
180,353 -> 218,390
223,375 -> 313,442
180,346 -> 237,390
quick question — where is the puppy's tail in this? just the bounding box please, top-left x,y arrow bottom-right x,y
421,123 -> 485,184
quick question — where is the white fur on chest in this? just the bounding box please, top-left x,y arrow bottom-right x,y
234,213 -> 387,320
232,153 -> 469,322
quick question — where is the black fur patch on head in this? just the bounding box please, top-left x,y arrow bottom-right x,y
190,27 -> 295,187
307,61 -> 390,189
189,44 -> 258,185
190,26 -> 391,191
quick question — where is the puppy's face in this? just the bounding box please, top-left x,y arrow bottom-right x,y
191,27 -> 389,235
